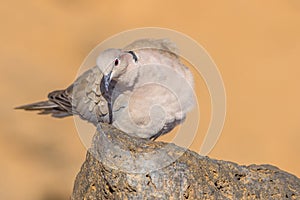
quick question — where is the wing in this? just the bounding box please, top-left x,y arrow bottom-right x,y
70,66 -> 110,125
16,66 -> 110,124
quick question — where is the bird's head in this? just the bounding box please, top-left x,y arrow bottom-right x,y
96,49 -> 138,92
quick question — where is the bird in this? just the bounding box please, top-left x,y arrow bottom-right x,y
16,38 -> 195,140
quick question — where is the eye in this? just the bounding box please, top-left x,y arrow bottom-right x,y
114,58 -> 119,66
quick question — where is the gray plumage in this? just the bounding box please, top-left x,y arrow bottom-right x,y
16,38 -> 195,140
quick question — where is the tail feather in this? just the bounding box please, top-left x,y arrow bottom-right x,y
15,100 -> 71,118
15,101 -> 58,110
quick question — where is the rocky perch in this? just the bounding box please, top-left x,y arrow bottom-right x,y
71,124 -> 300,199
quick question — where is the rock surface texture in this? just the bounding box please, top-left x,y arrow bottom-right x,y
71,124 -> 300,200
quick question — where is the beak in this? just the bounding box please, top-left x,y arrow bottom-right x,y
104,71 -> 112,92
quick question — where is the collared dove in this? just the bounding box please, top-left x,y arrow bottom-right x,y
16,39 -> 195,140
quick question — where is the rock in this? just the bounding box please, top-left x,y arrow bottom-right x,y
71,124 -> 300,199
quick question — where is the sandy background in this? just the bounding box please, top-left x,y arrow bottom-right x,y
1,1 -> 300,199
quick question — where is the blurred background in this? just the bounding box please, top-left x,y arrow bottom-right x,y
1,1 -> 300,199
